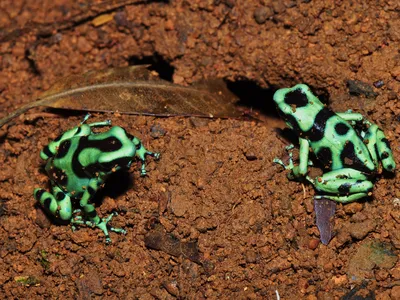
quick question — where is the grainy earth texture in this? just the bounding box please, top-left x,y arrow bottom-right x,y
1,1 -> 400,299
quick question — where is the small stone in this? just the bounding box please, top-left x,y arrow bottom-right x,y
77,36 -> 92,53
163,280 -> 179,296
245,151 -> 257,161
245,250 -> 258,263
308,238 -> 320,250
349,220 -> 376,240
253,7 -> 273,24
344,202 -> 363,214
391,286 -> 400,299
150,124 -> 166,138
165,19 -> 174,31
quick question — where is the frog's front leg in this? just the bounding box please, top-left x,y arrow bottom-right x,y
308,168 -> 374,203
34,185 -> 73,221
73,178 -> 126,243
132,136 -> 161,176
273,138 -> 311,179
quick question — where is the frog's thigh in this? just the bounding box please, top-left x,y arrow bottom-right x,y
79,179 -> 102,224
375,130 -> 396,171
298,138 -> 310,176
314,192 -> 369,203
336,112 -> 363,122
34,186 -> 72,221
314,177 -> 373,195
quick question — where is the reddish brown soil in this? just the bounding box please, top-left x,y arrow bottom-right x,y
1,1 -> 400,299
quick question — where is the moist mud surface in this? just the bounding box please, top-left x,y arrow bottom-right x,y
1,1 -> 400,299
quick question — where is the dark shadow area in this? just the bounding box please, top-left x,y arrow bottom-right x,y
128,53 -> 174,82
95,170 -> 133,200
226,79 -> 279,118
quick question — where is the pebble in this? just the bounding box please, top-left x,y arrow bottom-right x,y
77,36 -> 93,53
253,7 -> 273,24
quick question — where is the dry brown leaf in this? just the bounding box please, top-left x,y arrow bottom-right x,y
0,65 -> 240,128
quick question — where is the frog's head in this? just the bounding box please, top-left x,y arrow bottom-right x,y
273,84 -> 324,134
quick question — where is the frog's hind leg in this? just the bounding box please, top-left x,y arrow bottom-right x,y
273,138 -> 311,180
74,178 -> 126,243
308,168 -> 373,203
362,123 -> 396,172
34,186 -> 73,221
132,137 -> 160,176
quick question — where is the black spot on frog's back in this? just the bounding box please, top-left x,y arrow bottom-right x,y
88,136 -> 123,152
284,89 -> 309,108
335,123 -> 350,135
316,147 -> 333,169
341,141 -> 373,173
55,140 -> 71,159
307,108 -> 335,142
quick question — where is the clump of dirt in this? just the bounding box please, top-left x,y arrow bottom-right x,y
1,1 -> 400,298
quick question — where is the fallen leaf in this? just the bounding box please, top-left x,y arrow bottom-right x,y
144,223 -> 201,264
314,198 -> 336,245
0,65 -> 241,128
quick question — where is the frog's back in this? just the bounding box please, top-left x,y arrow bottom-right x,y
45,135 -> 92,196
307,110 -> 376,173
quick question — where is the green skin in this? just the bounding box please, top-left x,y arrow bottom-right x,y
273,84 -> 396,203
34,114 -> 160,243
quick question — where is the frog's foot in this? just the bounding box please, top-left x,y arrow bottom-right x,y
72,212 -> 126,243
311,168 -> 373,203
80,113 -> 112,127
131,136 -> 160,176
96,212 -> 127,243
273,144 -> 295,170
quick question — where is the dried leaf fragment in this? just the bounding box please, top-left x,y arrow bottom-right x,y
0,65 -> 240,128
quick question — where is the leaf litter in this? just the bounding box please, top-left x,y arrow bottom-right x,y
0,65 -> 241,128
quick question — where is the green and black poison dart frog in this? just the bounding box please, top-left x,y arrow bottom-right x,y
34,114 -> 160,243
273,84 -> 395,203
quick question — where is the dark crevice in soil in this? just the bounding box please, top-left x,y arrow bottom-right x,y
128,54 -> 174,82
226,79 -> 279,118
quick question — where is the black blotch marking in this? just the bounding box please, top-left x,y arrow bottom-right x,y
42,146 -> 54,158
35,189 -> 45,199
307,108 -> 335,142
136,141 -> 142,150
338,183 -> 351,194
43,197 -> 52,208
356,180 -> 363,184
381,151 -> 389,159
56,192 -> 65,201
100,157 -> 132,172
76,127 -> 82,135
54,133 -> 64,142
86,209 -> 97,219
72,136 -> 124,178
281,114 -> 303,136
56,140 -> 71,159
386,164 -> 394,171
87,186 -> 96,196
335,123 -> 350,135
381,138 -> 391,149
284,89 -> 309,108
341,142 -> 373,173
316,147 -> 332,169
